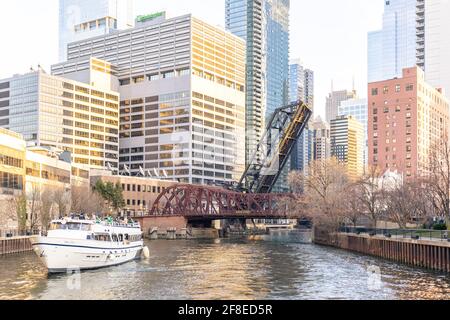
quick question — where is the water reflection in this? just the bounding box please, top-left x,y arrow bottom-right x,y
0,238 -> 448,300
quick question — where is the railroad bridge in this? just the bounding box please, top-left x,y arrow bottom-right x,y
133,100 -> 312,234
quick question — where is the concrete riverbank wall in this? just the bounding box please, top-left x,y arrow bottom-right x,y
314,229 -> 450,273
0,237 -> 33,255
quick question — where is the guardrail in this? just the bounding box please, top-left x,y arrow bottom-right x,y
340,226 -> 450,242
0,229 -> 41,238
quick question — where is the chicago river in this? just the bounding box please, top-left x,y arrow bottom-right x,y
0,238 -> 449,300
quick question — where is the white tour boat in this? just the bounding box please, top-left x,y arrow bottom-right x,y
30,217 -> 148,274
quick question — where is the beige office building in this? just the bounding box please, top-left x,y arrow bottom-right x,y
0,61 -> 120,170
52,14 -> 246,185
331,115 -> 365,179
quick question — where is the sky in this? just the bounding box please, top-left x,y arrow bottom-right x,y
0,0 -> 384,119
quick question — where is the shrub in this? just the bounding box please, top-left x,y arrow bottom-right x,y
432,223 -> 447,231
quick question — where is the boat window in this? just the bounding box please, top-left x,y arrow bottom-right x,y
80,224 -> 92,231
125,234 -> 129,241
118,234 -> 123,242
67,223 -> 81,230
94,234 -> 111,242
49,223 -> 63,230
112,234 -> 118,242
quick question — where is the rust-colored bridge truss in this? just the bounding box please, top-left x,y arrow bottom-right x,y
148,184 -> 298,219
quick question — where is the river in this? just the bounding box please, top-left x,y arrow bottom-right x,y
0,238 -> 449,300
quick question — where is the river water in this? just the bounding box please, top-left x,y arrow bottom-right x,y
0,238 -> 449,300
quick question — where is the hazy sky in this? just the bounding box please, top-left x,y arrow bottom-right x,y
0,0 -> 384,118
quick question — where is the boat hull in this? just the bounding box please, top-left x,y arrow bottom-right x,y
30,236 -> 144,274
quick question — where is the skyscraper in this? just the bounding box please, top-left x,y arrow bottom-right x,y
421,0 -> 450,98
53,14 -> 246,185
338,98 -> 368,166
225,0 -> 266,166
325,89 -> 357,124
289,59 -> 314,173
331,115 -> 365,180
368,0 -> 417,83
226,0 -> 290,192
59,0 -> 134,61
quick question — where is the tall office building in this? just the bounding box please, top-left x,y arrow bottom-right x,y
311,117 -> 331,161
331,115 -> 365,180
338,98 -> 368,166
368,66 -> 449,178
59,0 -> 134,61
368,0 -> 417,83
0,60 -> 120,170
420,0 -> 450,98
225,0 -> 266,166
226,0 -> 290,171
325,89 -> 357,124
53,15 -> 246,185
289,59 -> 315,173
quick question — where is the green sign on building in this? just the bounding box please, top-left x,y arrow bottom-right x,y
136,12 -> 165,23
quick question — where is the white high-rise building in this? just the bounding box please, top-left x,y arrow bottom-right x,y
59,0 -> 134,61
422,0 -> 450,98
368,0 -> 417,83
53,15 -> 246,185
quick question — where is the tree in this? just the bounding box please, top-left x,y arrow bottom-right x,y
6,193 -> 27,232
40,188 -> 54,231
289,158 -> 350,229
27,184 -> 41,230
53,187 -> 70,218
93,180 -> 125,215
71,185 -> 106,215
342,183 -> 365,227
427,133 -> 450,221
355,165 -> 385,228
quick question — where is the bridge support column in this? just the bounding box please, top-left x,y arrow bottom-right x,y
135,216 -> 188,237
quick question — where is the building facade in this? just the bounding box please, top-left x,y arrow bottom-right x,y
225,0 -> 266,166
368,66 -> 449,178
368,0 -> 417,83
53,15 -> 246,186
338,98 -> 368,166
311,117 -> 331,161
331,115 -> 365,179
0,128 -> 90,232
289,59 -> 315,173
90,170 -> 178,217
421,0 -> 450,98
0,66 -> 120,170
59,0 -> 134,61
325,89 -> 357,124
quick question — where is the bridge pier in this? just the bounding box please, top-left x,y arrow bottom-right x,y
135,216 -> 188,238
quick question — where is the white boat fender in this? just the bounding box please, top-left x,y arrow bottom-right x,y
108,254 -> 116,261
142,246 -> 150,259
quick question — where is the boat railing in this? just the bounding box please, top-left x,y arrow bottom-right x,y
100,221 -> 141,229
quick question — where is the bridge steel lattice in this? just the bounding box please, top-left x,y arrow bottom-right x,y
149,184 -> 298,219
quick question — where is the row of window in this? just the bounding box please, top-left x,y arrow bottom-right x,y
371,84 -> 414,96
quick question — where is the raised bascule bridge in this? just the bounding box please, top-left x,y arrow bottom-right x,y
135,100 -> 312,233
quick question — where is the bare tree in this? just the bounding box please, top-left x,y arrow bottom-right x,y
27,184 -> 41,230
289,158 -> 350,230
40,188 -> 54,231
427,133 -> 450,221
53,187 -> 70,218
355,165 -> 385,228
71,185 -> 106,216
342,183 -> 365,227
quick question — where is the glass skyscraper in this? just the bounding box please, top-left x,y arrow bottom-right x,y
368,0 -> 417,82
59,0 -> 134,61
226,0 -> 290,192
289,60 -> 315,173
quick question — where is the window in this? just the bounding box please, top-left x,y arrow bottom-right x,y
406,84 -> 414,91
395,84 -> 401,92
383,86 -> 389,94
372,88 -> 378,96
